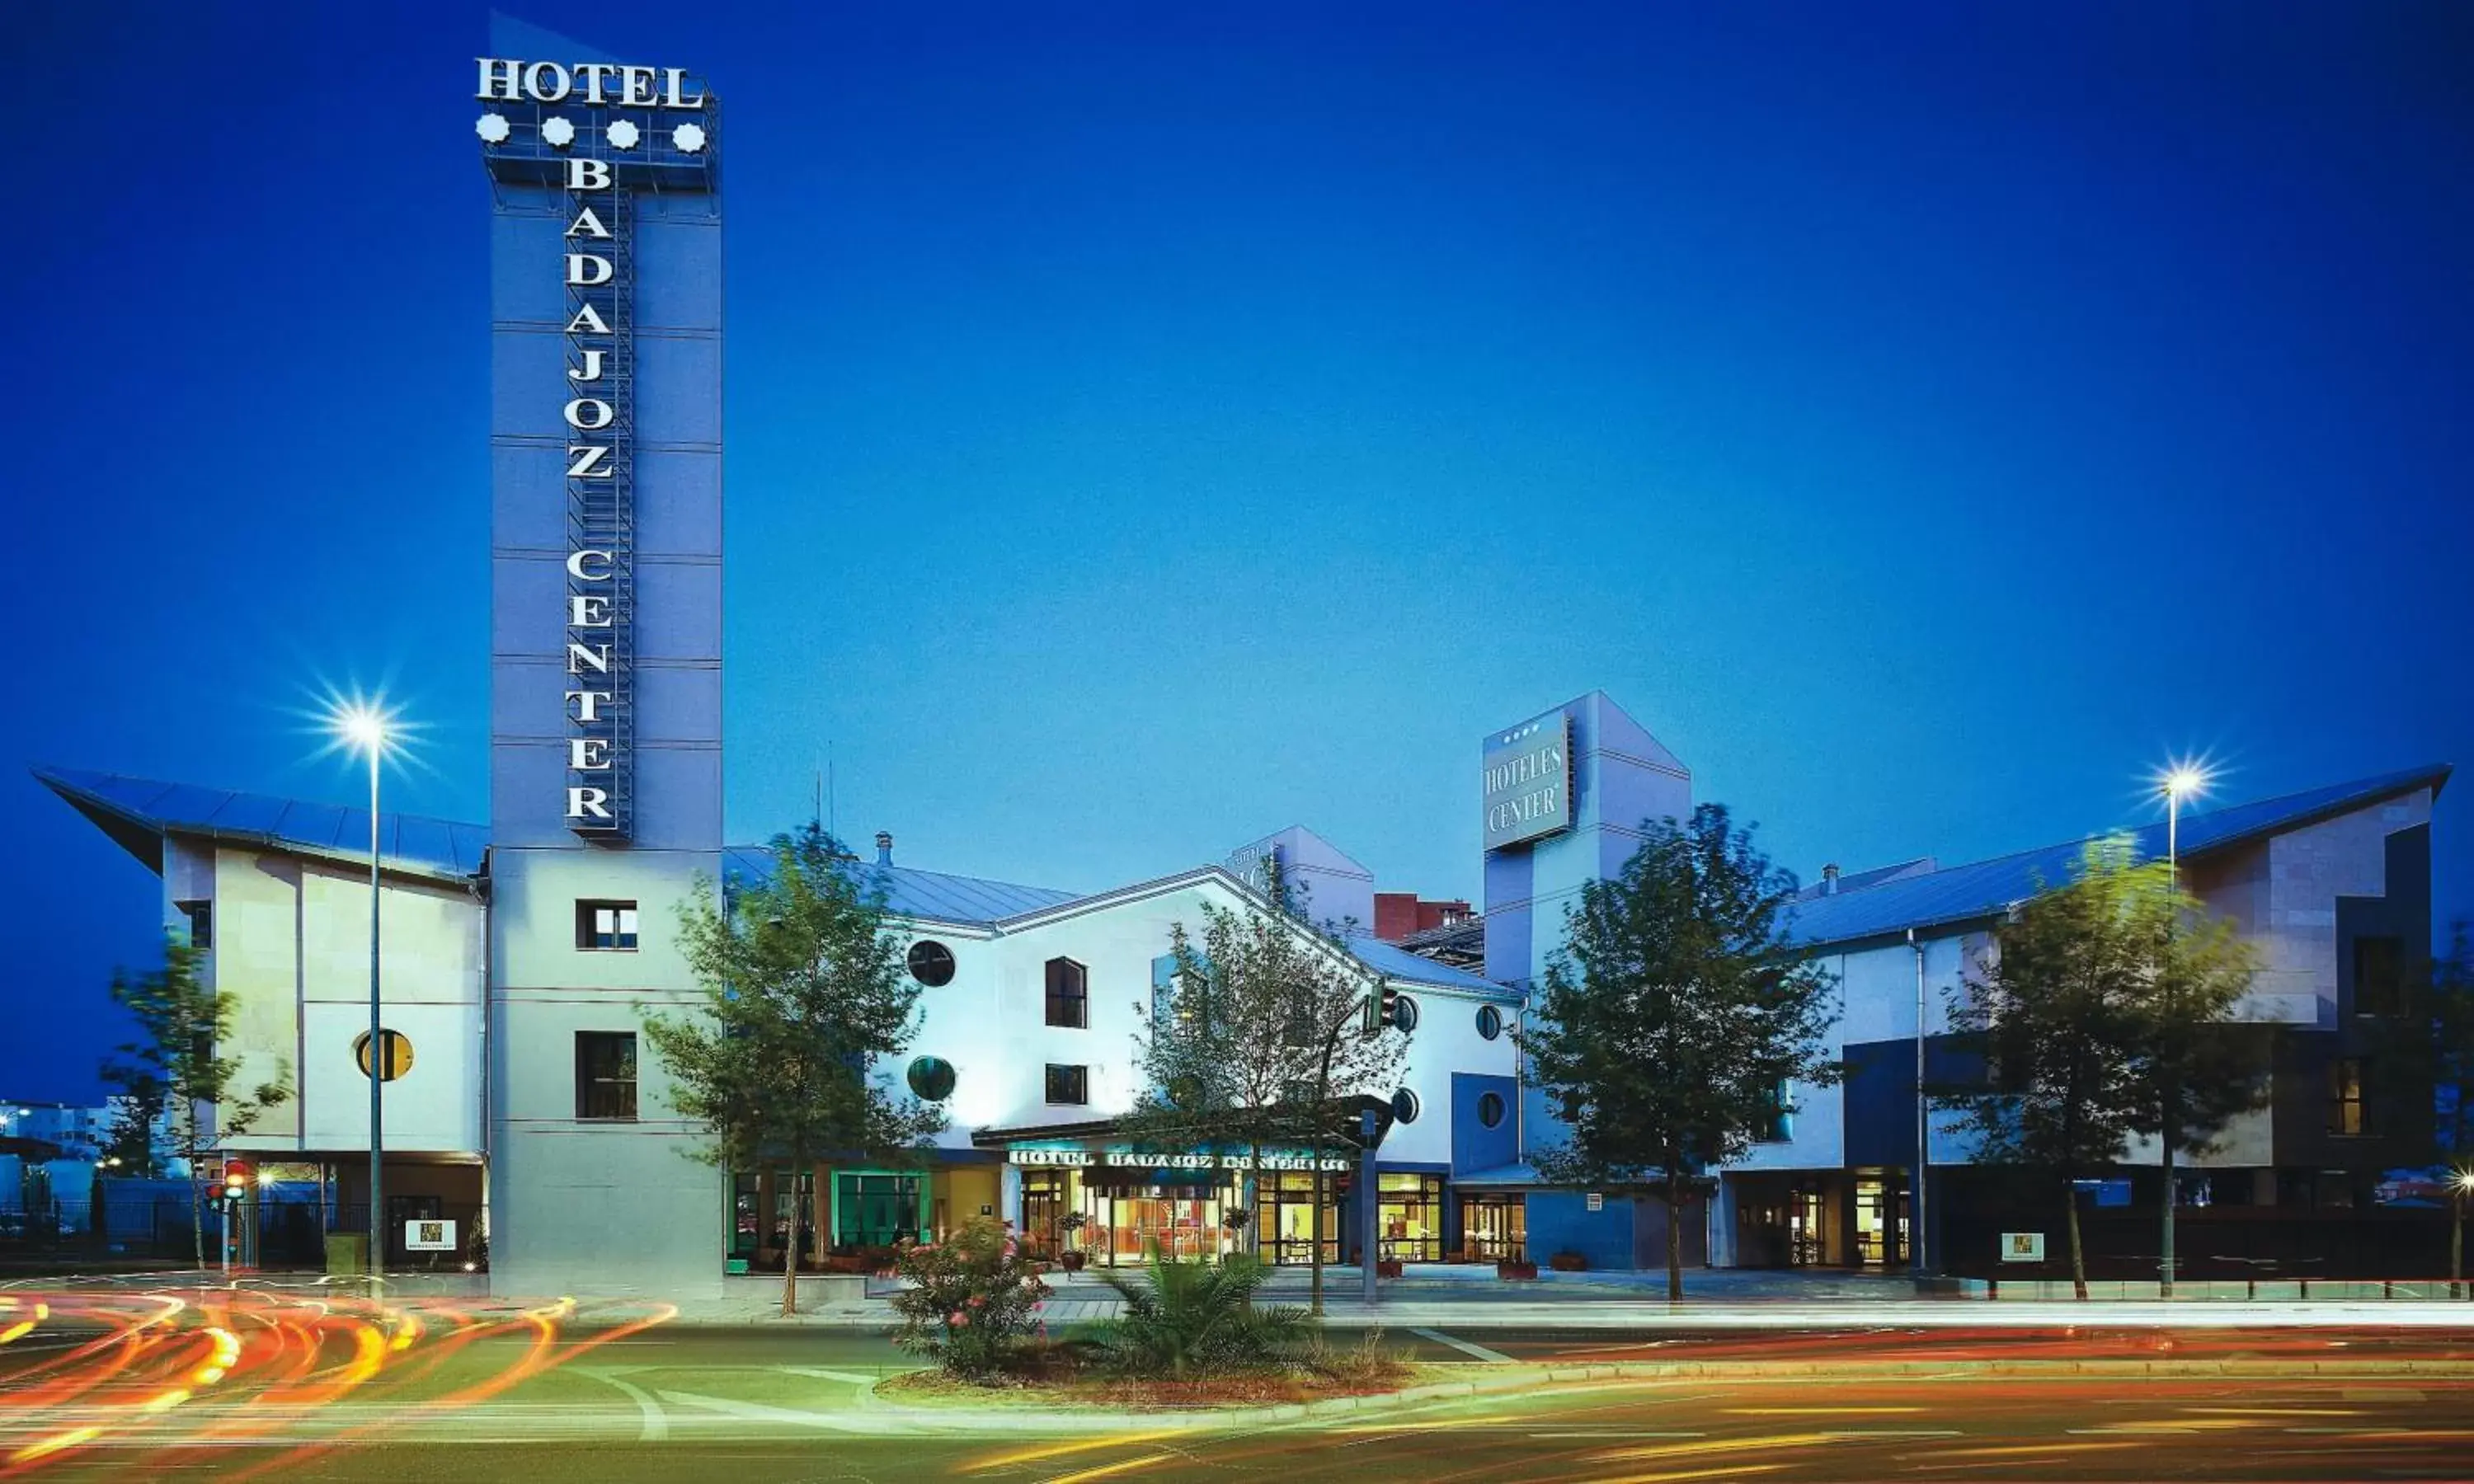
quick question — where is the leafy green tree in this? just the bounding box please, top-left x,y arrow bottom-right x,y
99,938 -> 291,1270
1945,838 -> 2263,1298
1125,887 -> 1407,1313
643,823 -> 947,1317
2366,925 -> 2474,1296
1089,1242 -> 1315,1380
2119,869 -> 2265,1297
1521,804 -> 1840,1300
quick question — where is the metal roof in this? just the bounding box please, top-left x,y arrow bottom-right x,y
1787,763 -> 2450,950
35,766 -> 490,881
1347,933 -> 1517,998
720,846 -> 1079,927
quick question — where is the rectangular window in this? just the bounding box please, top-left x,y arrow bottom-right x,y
576,1031 -> 638,1120
2327,1057 -> 2367,1136
1045,1064 -> 1089,1106
175,900 -> 212,951
576,899 -> 639,951
2353,936 -> 2404,1017
1753,1079 -> 1794,1143
1045,957 -> 1088,1029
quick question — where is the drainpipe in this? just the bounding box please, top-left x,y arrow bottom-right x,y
1907,928 -> 1929,1276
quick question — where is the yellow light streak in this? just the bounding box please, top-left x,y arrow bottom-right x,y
8,1425 -> 102,1466
1724,1406 -> 1923,1416
962,1430 -> 1188,1472
1046,1453 -> 1183,1484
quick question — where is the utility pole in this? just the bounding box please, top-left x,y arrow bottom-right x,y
1360,1106 -> 1379,1307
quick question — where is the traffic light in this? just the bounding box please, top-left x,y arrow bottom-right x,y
1376,981 -> 1400,1029
221,1162 -> 250,1207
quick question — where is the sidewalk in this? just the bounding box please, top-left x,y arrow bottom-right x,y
19,1266 -> 2472,1330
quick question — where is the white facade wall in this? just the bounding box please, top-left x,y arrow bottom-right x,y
884,876 -> 1519,1158
184,843 -> 484,1158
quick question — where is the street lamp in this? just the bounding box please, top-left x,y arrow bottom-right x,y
332,701 -> 393,1289
2151,761 -> 2213,1299
2159,763 -> 2212,886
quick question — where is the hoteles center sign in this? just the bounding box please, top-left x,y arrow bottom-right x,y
1483,710 -> 1573,851
474,57 -> 713,839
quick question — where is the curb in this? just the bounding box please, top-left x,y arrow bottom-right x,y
845,1357 -> 2474,1434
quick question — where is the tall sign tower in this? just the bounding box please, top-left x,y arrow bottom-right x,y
478,18 -> 725,1296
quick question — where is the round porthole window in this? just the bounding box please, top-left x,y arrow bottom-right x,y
1476,1004 -> 1503,1040
353,1029 -> 413,1082
1391,1088 -> 1420,1125
1477,1091 -> 1507,1129
907,1055 -> 957,1101
1391,993 -> 1419,1033
906,940 -> 956,987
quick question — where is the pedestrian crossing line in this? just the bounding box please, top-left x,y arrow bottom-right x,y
1409,1327 -> 1513,1363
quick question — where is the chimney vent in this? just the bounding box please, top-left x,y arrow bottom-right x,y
1822,862 -> 1841,895
875,830 -> 894,866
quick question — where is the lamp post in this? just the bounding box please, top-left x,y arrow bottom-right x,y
2157,762 -> 2210,1298
336,704 -> 391,1289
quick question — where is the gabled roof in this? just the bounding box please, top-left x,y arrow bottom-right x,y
35,766 -> 489,881
1788,763 -> 2450,950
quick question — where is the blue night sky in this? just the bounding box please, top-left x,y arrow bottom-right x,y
4,2 -> 2468,1101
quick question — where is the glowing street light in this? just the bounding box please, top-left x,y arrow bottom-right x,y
2152,758 -> 2216,1301
331,700 -> 396,1289
2157,761 -> 2213,885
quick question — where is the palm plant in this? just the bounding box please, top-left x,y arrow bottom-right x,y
1090,1241 -> 1315,1379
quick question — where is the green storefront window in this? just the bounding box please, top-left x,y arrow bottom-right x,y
835,1172 -> 924,1247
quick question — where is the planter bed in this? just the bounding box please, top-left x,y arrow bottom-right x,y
876,1362 -> 1442,1413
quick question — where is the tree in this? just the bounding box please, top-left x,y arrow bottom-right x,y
1944,837 -> 2261,1298
99,938 -> 291,1271
1125,886 -> 1407,1314
101,1081 -> 166,1179
2119,867 -> 2265,1298
643,822 -> 948,1317
2366,924 -> 2474,1297
1520,804 -> 1840,1301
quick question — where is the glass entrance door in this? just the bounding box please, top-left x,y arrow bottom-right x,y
1261,1172 -> 1336,1265
1855,1176 -> 1888,1266
1460,1195 -> 1526,1261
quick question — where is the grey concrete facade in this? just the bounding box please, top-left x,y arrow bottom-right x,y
484,26 -> 726,1298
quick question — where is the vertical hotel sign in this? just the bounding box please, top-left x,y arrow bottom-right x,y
473,59 -> 712,839
1482,710 -> 1573,851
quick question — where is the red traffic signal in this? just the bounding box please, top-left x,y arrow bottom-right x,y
221,1162 -> 250,1195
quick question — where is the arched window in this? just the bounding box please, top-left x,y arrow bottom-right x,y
1476,1004 -> 1503,1040
1045,958 -> 1088,1028
1477,1091 -> 1507,1129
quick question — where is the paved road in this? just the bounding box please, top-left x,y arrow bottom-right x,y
6,1289 -> 2473,1480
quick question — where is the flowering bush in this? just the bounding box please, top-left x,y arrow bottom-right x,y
888,1219 -> 1051,1378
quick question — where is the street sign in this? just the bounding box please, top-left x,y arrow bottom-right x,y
1585,1192 -> 1605,1212
2000,1231 -> 2045,1262
404,1219 -> 457,1252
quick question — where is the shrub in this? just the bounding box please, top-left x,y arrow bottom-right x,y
1301,1327 -> 1413,1388
1089,1241 -> 1315,1380
887,1218 -> 1051,1379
